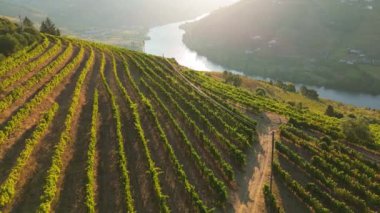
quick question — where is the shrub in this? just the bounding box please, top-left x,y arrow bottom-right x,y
275,80 -> 296,92
300,86 -> 319,100
342,118 -> 374,145
325,105 -> 343,118
256,88 -> 266,96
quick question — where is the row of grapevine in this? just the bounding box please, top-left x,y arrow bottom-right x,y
272,162 -> 329,213
120,50 -> 232,185
138,55 -> 253,149
84,89 -> 99,213
140,78 -> 228,203
276,141 -> 369,212
263,185 -> 283,213
178,75 -> 256,128
140,90 -> 209,212
108,52 -> 170,212
0,103 -> 58,209
164,75 -> 252,148
98,52 -> 135,212
0,41 -> 74,113
0,38 -> 62,92
176,74 -> 257,130
0,44 -> 86,147
305,183 -> 353,213
140,54 -> 255,139
128,53 -> 234,181
311,156 -> 380,207
113,52 -> 210,211
281,126 -> 380,192
37,47 -> 94,212
183,70 -> 341,137
281,126 -> 378,177
0,35 -> 50,78
129,54 -> 246,167
116,49 -> 234,204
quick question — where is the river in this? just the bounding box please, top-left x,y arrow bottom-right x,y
144,14 -> 380,109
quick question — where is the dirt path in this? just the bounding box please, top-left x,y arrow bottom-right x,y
233,112 -> 286,213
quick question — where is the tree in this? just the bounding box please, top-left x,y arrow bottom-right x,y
324,105 -> 343,118
223,71 -> 242,87
0,17 -> 40,57
40,17 -> 61,36
0,34 -> 19,56
300,86 -> 319,100
274,81 -> 296,92
325,105 -> 334,117
0,18 -> 17,34
287,83 -> 296,93
23,17 -> 34,28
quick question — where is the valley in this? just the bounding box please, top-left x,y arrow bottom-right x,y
0,34 -> 378,212
0,0 -> 379,211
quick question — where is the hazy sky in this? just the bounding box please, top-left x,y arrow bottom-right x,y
1,0 -> 241,29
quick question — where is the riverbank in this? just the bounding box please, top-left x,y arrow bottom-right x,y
206,72 -> 380,118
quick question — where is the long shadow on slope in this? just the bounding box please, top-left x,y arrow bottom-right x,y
55,49 -> 99,213
10,47 -> 89,213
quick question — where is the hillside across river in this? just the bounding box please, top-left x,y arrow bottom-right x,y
144,14 -> 380,109
181,0 -> 380,96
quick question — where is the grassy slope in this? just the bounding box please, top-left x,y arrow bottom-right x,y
207,70 -> 380,148
182,0 -> 380,94
370,124 -> 380,144
206,72 -> 380,121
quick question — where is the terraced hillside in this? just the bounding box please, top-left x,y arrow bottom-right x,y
0,35 -> 379,213
184,71 -> 380,212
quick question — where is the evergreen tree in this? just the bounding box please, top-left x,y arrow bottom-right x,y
40,17 -> 60,36
40,21 -> 47,33
325,105 -> 335,117
23,17 -> 34,28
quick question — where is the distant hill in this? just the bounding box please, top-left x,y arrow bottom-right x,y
182,0 -> 380,95
0,0 -> 237,30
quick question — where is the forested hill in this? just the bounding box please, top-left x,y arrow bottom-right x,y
0,16 -> 379,212
182,0 -> 380,95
